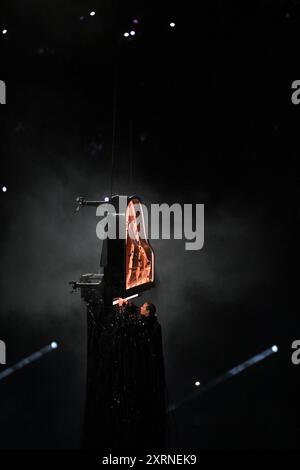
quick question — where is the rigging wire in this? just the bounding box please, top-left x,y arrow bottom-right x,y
109,0 -> 120,198
110,42 -> 119,198
110,0 -> 136,197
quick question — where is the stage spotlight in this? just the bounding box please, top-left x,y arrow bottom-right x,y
0,342 -> 59,382
130,30 -> 136,36
2,29 -> 7,35
133,19 -> 139,24
2,186 -> 7,192
170,22 -> 176,28
168,344 -> 280,413
124,32 -> 130,38
104,197 -> 109,202
90,11 -> 96,17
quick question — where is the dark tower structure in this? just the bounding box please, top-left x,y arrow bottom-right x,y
71,195 -> 166,450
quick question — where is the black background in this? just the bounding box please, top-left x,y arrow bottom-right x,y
0,0 -> 299,450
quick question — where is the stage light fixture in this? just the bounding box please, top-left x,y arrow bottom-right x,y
130,30 -> 136,36
170,22 -> 176,28
0,342 -> 59,382
104,197 -> 109,202
90,11 -> 96,17
169,345 -> 281,413
2,186 -> 7,192
124,32 -> 130,38
2,29 -> 7,35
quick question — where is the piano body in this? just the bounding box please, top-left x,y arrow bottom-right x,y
71,195 -> 155,305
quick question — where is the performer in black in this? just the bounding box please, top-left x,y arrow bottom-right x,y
84,299 -> 167,451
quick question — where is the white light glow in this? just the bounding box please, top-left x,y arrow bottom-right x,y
272,345 -> 278,353
90,11 -> 96,17
2,186 -> 7,192
130,30 -> 136,36
2,29 -> 7,35
124,32 -> 130,38
51,342 -> 58,349
112,294 -> 139,306
195,381 -> 201,387
170,22 -> 176,28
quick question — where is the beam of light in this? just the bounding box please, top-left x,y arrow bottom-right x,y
168,345 -> 279,413
112,294 -> 139,306
0,342 -> 59,382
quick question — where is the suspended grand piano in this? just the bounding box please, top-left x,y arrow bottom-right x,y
71,194 -> 155,305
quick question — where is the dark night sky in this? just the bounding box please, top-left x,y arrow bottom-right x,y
0,0 -> 299,449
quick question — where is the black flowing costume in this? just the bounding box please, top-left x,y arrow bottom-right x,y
84,303 -> 167,450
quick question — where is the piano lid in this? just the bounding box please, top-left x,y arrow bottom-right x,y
126,198 -> 154,291
104,195 -> 155,299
